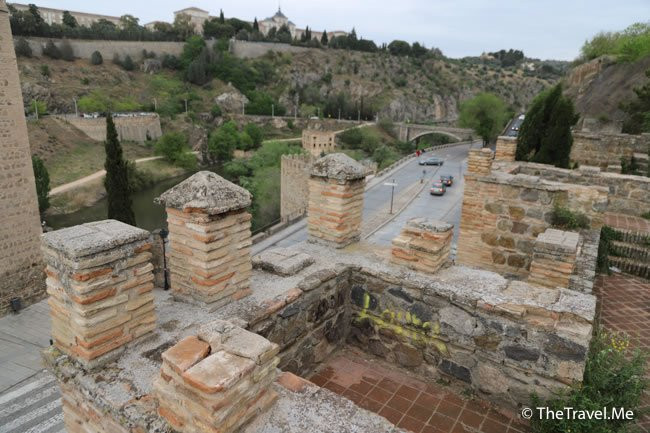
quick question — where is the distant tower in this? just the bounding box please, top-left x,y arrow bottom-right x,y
0,0 -> 45,316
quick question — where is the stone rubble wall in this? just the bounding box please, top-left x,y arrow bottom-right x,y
60,381 -> 132,433
391,218 -> 453,274
280,154 -> 313,221
0,2 -> 45,317
154,320 -> 279,433
166,207 -> 252,306
528,229 -> 579,289
457,158 -> 608,280
57,114 -> 163,143
346,270 -> 594,408
517,162 -> 650,217
41,220 -> 156,368
229,39 -> 311,59
307,177 -> 365,248
571,131 -> 650,169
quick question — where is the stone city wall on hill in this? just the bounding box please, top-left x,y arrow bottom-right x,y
0,1 -> 45,317
229,39 -> 311,59
571,131 -> 650,169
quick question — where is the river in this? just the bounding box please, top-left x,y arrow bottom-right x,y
45,169 -> 222,232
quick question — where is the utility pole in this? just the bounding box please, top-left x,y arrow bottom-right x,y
383,179 -> 397,214
317,107 -> 320,118
153,98 -> 157,112
184,99 -> 188,114
242,101 -> 246,115
272,104 -> 274,117
73,98 -> 78,117
338,108 -> 341,121
357,109 -> 361,123
34,100 -> 38,120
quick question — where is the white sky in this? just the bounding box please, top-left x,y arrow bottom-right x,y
24,0 -> 650,60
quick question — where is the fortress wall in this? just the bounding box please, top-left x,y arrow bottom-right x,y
280,154 -> 313,221
58,114 -> 162,143
16,37 -> 191,61
0,1 -> 45,316
229,39 -> 311,59
571,131 -> 650,169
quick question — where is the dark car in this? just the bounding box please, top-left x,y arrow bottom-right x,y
430,181 -> 446,196
440,175 -> 454,186
419,157 -> 444,166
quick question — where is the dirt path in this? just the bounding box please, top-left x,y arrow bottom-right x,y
49,155 -> 163,196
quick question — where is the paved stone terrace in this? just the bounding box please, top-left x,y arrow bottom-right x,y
604,213 -> 650,234
595,273 -> 650,432
309,348 -> 527,433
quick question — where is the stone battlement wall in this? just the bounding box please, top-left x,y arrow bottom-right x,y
0,2 -> 45,317
457,154 -> 608,280
516,162 -> 650,217
571,131 -> 650,169
57,114 -> 163,143
280,154 -> 313,221
229,39 -> 311,59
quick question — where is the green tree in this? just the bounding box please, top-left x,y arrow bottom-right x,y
42,40 -> 61,59
173,13 -> 195,40
253,18 -> 259,32
104,114 -> 135,225
458,93 -> 509,146
121,55 -> 135,71
14,38 -> 32,57
622,70 -> 650,134
59,40 -> 74,61
154,132 -> 196,169
31,155 -> 50,214
62,11 -> 77,28
388,40 -> 411,56
243,123 -> 264,148
516,84 -> 579,167
208,121 -> 239,162
90,50 -> 103,65
219,9 -> 225,23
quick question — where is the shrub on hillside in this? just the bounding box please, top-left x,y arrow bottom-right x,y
42,40 -> 61,59
154,132 -> 196,170
90,50 -> 103,65
60,40 -> 74,61
550,206 -> 590,231
121,55 -> 135,71
14,38 -> 32,57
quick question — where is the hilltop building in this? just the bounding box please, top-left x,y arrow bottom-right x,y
9,3 -> 122,27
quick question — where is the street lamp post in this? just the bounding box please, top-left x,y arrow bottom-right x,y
384,179 -> 397,214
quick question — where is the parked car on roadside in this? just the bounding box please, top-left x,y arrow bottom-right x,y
419,157 -> 444,166
430,181 -> 446,196
440,175 -> 454,186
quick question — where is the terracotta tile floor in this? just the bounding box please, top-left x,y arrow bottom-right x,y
595,273 -> 650,432
308,349 -> 526,433
604,212 -> 650,234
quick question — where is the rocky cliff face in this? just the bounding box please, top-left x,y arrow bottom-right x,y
269,50 -> 555,123
564,55 -> 650,123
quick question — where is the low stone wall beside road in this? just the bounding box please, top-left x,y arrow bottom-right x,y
229,40 -> 311,59
58,113 -> 162,143
571,131 -> 650,169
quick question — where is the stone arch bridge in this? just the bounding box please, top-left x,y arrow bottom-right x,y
395,123 -> 474,143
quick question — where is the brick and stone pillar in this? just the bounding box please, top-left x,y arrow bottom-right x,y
154,319 -> 279,433
307,153 -> 367,248
0,0 -> 45,316
495,136 -> 517,162
41,220 -> 155,368
466,148 -> 494,174
528,229 -> 579,289
391,218 -> 453,274
156,171 -> 253,306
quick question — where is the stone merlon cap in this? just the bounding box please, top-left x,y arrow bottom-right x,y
406,217 -> 453,232
156,171 -> 252,214
41,220 -> 149,259
310,153 -> 367,181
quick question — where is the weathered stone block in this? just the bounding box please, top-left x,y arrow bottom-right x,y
391,218 -> 453,274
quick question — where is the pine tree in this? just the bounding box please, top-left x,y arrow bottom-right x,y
321,29 -> 329,46
104,114 -> 135,225
31,155 -> 50,214
253,17 -> 259,32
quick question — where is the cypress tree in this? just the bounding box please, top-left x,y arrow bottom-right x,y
253,18 -> 259,32
219,9 -> 225,23
321,29 -> 329,46
516,84 -> 578,168
31,155 -> 50,214
104,114 -> 136,225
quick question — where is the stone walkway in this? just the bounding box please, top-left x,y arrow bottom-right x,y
595,273 -> 650,432
309,349 -> 526,433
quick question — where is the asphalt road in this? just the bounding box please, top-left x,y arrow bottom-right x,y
259,142 -> 475,251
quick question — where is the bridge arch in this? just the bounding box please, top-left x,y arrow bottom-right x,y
409,130 -> 464,143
